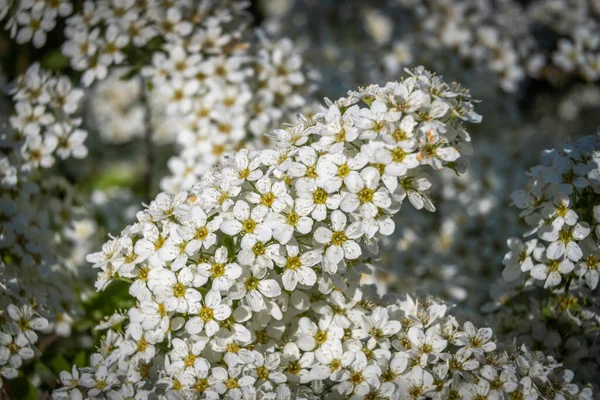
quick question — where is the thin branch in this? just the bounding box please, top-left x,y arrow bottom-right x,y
2,378 -> 14,400
140,76 -> 154,202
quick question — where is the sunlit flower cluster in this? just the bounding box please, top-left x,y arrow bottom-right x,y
49,69 -> 590,399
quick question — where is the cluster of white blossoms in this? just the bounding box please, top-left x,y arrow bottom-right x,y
502,134 -> 600,290
362,142 -> 523,313
2,63 -> 87,172
488,133 -> 600,384
87,68 -> 147,145
386,0 -> 600,92
0,302 -> 49,389
0,0 -> 73,48
50,68 -> 590,399
0,65 -> 91,388
263,0 -> 600,94
156,32 -> 317,193
60,0 -> 249,87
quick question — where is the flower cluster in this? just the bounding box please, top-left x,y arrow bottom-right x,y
157,33 -> 317,193
54,69 -> 589,399
0,0 -> 73,48
0,65 -> 91,388
263,0 -> 600,94
61,0 -> 248,87
488,133 -> 600,384
382,0 -> 600,91
502,134 -> 600,290
0,303 -> 49,389
50,68 -> 551,399
2,63 -> 87,171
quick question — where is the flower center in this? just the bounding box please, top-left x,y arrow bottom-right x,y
315,330 -> 328,345
256,366 -> 269,380
392,128 -> 407,142
137,338 -> 148,352
350,371 -> 364,384
286,256 -> 302,270
253,241 -> 266,255
158,303 -> 167,317
337,164 -> 350,178
194,378 -> 209,393
313,188 -> 328,204
195,226 -> 208,240
261,192 -> 276,207
242,219 -> 256,233
330,359 -> 342,371
173,283 -> 186,298
392,148 -> 406,162
226,343 -> 240,353
286,211 -> 299,226
238,168 -> 250,179
331,231 -> 347,246
245,277 -> 260,291
225,378 -> 239,390
358,188 -> 374,203
199,307 -> 214,321
211,263 -> 225,278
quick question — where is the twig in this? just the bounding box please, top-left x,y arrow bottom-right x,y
38,333 -> 58,353
2,377 -> 14,400
140,76 -> 154,202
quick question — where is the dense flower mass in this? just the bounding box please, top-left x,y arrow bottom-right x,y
0,0 -> 599,398
44,69 -> 587,399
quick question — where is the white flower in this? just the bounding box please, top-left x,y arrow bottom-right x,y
16,7 -> 56,48
148,268 -> 202,313
185,290 -> 232,337
6,304 -> 49,344
0,332 -> 34,369
228,268 -> 281,312
340,166 -> 391,217
220,200 -> 272,250
275,244 -> 321,291
266,205 -> 314,245
177,206 -> 222,253
314,210 -> 362,271
197,246 -> 242,291
407,326 -> 447,366
246,177 -> 292,213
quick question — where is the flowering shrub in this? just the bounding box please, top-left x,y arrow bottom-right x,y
0,0 -> 599,398
42,69 -> 589,399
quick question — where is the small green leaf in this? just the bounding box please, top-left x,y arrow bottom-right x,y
40,50 -> 70,71
47,354 -> 71,376
7,374 -> 39,400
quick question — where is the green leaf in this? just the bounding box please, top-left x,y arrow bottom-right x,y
119,67 -> 140,81
74,350 -> 89,368
40,50 -> 70,71
7,374 -> 39,400
223,235 -> 235,260
362,96 -> 375,107
47,354 -> 71,376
